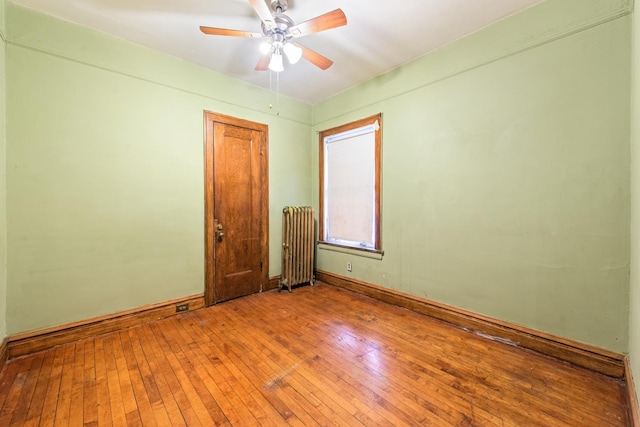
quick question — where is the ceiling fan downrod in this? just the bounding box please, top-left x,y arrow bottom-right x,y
270,0 -> 288,14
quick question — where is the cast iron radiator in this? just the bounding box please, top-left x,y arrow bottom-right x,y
280,206 -> 315,292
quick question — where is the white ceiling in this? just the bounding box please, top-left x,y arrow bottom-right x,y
10,0 -> 543,104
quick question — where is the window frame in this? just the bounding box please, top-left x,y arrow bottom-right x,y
318,113 -> 383,254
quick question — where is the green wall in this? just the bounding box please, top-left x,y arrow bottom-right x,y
6,3 -> 311,334
629,0 -> 640,409
313,0 -> 632,352
0,0 -> 6,341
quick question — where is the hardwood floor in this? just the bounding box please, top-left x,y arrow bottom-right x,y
0,283 -> 630,426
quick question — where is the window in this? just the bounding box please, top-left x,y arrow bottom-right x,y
319,113 -> 382,253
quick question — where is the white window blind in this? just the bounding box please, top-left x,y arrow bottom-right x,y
323,121 -> 379,248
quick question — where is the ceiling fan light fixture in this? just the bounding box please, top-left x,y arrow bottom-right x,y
283,43 -> 302,64
268,51 -> 284,72
259,41 -> 272,55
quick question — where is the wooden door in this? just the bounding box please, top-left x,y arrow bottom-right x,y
204,112 -> 268,305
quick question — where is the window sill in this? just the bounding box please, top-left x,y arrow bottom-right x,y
317,241 -> 384,260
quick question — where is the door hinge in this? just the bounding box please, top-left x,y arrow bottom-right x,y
259,142 -> 263,156
260,260 -> 263,271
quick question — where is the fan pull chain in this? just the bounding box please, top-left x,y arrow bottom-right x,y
276,71 -> 280,116
268,69 -> 280,116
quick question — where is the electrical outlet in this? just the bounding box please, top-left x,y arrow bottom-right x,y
176,303 -> 189,313
347,262 -> 352,272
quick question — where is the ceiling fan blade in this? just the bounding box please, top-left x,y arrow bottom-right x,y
200,26 -> 262,38
248,0 -> 276,30
255,53 -> 271,71
289,9 -> 347,38
295,43 -> 333,70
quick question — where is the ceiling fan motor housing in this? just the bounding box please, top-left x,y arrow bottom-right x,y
261,13 -> 295,45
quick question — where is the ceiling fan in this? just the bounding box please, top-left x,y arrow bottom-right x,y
200,0 -> 347,72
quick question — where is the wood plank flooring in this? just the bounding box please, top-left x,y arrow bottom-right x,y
0,283 -> 630,426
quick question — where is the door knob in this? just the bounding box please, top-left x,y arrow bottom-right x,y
216,223 -> 224,241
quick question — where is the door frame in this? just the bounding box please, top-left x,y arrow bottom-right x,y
204,111 -> 269,306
